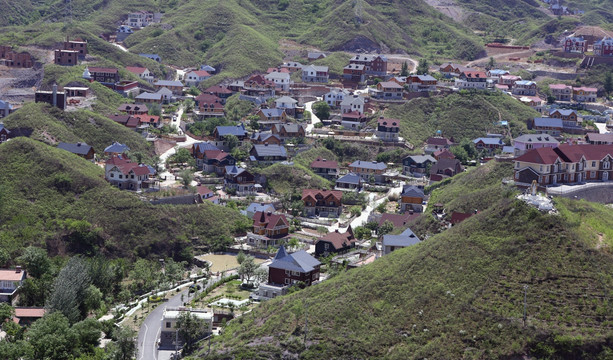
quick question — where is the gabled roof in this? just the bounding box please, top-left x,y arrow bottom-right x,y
349,160 -> 387,171
514,134 -> 559,145
273,123 -> 304,133
252,144 -> 287,158
378,212 -> 419,227
251,132 -> 281,143
204,149 -> 232,161
260,108 -> 286,118
430,158 -> 462,175
549,83 -> 572,90
265,72 -> 291,80
336,172 -> 361,185
195,93 -> 223,105
117,103 -> 148,112
154,80 -> 183,87
156,87 -> 173,96
253,211 -> 289,230
193,142 -> 219,153
473,137 -> 504,145
135,92 -> 162,100
104,142 -> 130,154
302,65 -> 328,72
225,165 -> 248,176
310,158 -> 338,169
515,147 -> 560,164
57,142 -> 93,155
574,86 -> 597,92
215,124 -> 246,137
461,70 -> 487,79
405,155 -> 436,164
415,74 -> 437,82
556,144 -> 613,162
378,81 -> 403,89
204,85 -> 232,94
0,123 -> 10,135
382,228 -> 421,247
344,64 -> 365,70
302,189 -> 343,202
340,95 -> 365,106
134,115 -> 160,124
585,132 -> 613,143
188,70 -> 211,77
426,136 -> 453,146
515,80 -> 536,86
269,246 -> 321,273
275,96 -> 298,104
88,67 -> 118,74
549,109 -> 577,116
196,185 -> 214,196
377,117 -> 400,127
401,185 -> 424,198
317,229 -> 356,250
533,117 -> 563,128
433,149 -> 455,159
200,65 -> 216,72
125,66 -> 148,75
245,202 -> 275,214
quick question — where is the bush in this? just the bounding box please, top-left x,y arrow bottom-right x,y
148,295 -> 163,303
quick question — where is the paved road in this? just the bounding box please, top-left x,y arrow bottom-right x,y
137,277 -> 218,360
304,99 -> 322,134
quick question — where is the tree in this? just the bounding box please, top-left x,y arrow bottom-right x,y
238,256 -> 258,285
604,71 -> 613,99
312,101 -> 330,120
72,318 -> 102,354
18,246 -> 51,279
353,226 -> 371,240
254,267 -> 268,285
148,103 -> 161,116
350,206 -> 362,217
179,169 -> 193,188
27,312 -> 78,360
83,285 -> 103,314
416,58 -> 429,75
46,257 -> 92,324
0,247 -> 9,267
129,259 -> 157,293
316,226 -> 329,235
164,259 -> 185,287
287,237 -> 300,251
0,303 -> 14,327
176,311 -> 208,354
107,326 -> 136,360
248,115 -> 260,130
376,200 -> 388,214
225,134 -> 240,150
236,251 -> 246,265
379,220 -> 394,235
487,56 -> 496,70
400,61 -> 409,76
0,340 -> 33,360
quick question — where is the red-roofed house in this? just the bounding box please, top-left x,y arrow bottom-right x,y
126,66 -> 154,83
202,150 -> 236,175
315,227 -> 356,257
514,144 -> 613,186
134,114 -> 161,127
302,189 -> 343,218
573,87 -> 597,103
377,212 -> 420,227
310,158 -> 339,180
197,185 -> 219,204
195,93 -> 225,118
376,117 -> 400,142
425,136 -> 454,153
185,70 -> 211,86
0,267 -> 26,303
456,71 -> 487,89
105,156 -> 155,191
117,103 -> 148,115
433,148 -> 456,160
13,307 -> 45,326
549,84 -> 572,102
203,86 -> 233,103
252,211 -> 289,238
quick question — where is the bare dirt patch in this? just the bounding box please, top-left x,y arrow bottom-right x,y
423,0 -> 468,22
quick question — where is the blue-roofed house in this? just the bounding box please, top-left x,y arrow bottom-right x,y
57,142 -> 95,160
0,100 -> 13,118
249,144 -> 288,164
139,53 -> 161,62
104,142 -> 130,156
0,123 -> 10,143
268,246 -> 321,286
348,160 -> 387,184
473,137 -> 505,153
335,172 -> 363,191
224,165 -> 256,195
212,124 -> 246,151
382,228 -> 421,255
241,202 -> 275,218
400,185 -> 425,213
153,80 -> 183,95
531,117 -> 563,136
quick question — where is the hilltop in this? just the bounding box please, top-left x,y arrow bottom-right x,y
195,162 -> 613,359
0,137 -> 250,260
383,92 -> 539,147
2,102 -> 152,155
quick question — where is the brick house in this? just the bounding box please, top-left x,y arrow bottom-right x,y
191,142 -> 219,168
302,189 -> 343,218
252,211 -> 289,238
564,36 -> 588,53
349,54 -> 388,76
372,81 -> 403,100
315,227 -> 356,257
266,246 -> 321,287
54,49 -> 78,66
593,37 -> 613,56
249,144 -> 288,164
250,132 -> 282,145
35,84 -> 67,110
375,117 -> 400,142
87,67 -> 120,84
549,84 -> 572,102
202,85 -> 233,104
195,93 -> 225,117
343,64 -> 366,83
0,46 -> 33,68
271,123 -> 305,139
62,37 -> 88,58
514,144 -> 613,186
348,160 -> 387,183
430,158 -> 464,181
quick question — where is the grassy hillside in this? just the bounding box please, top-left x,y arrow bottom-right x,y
384,92 -> 539,148
0,137 -> 249,260
197,164 -> 613,359
3,103 -> 152,155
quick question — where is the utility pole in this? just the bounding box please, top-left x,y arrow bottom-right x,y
523,285 -> 529,327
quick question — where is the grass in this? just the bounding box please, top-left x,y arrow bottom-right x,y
2,102 -> 152,155
383,91 -> 540,148
0,137 -> 250,261
195,161 -> 613,359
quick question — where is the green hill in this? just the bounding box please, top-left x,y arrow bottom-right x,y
383,92 -> 540,148
0,137 -> 249,260
2,102 -> 152,155
196,162 -> 613,359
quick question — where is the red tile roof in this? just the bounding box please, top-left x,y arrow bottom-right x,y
515,147 -> 560,164
192,70 -> 211,77
301,189 -> 343,202
462,70 -> 487,78
197,185 -> 214,196
0,269 -> 25,281
196,93 -> 223,106
341,111 -> 365,119
378,213 -> 419,227
253,211 -> 289,230
106,155 -> 131,166
310,158 -> 338,169
126,66 -> 147,74
204,85 -> 232,94
426,136 -> 453,146
14,307 -> 46,318
574,86 -> 597,92
433,148 -> 456,159
377,117 -> 399,127
516,144 -> 613,164
134,115 -> 160,123
204,149 -> 230,161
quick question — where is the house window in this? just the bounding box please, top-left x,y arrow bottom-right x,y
285,270 -> 290,275
284,278 -> 290,284
312,273 -> 317,280
291,271 -> 300,276
591,171 -> 596,178
166,322 -> 171,328
324,243 -> 329,250
119,175 -> 123,179
592,161 -> 596,167
110,173 -> 114,178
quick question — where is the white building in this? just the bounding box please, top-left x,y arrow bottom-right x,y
265,72 -> 292,91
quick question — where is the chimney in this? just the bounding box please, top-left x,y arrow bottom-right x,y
52,83 -> 58,107
15,266 -> 21,273
335,229 -> 339,233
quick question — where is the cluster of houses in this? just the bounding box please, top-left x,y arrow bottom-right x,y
564,34 -> 613,56
0,45 -> 34,68
53,37 -> 88,66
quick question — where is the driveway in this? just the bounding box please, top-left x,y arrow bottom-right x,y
304,99 -> 322,134
137,276 -> 219,360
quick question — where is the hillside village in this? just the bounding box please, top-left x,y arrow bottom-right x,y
0,1 -> 613,359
